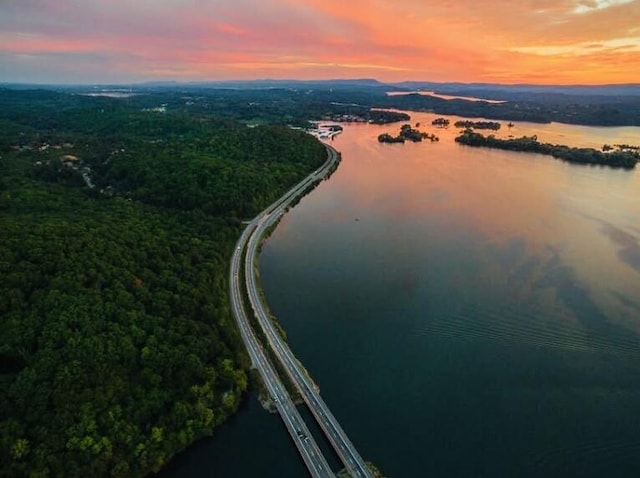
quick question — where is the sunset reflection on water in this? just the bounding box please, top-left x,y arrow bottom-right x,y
253,111 -> 640,477
317,112 -> 640,328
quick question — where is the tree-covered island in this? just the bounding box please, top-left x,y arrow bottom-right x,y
454,120 -> 501,130
431,117 -> 450,127
455,129 -> 639,169
378,124 -> 439,143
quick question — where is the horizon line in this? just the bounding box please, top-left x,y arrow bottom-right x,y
2,78 -> 640,89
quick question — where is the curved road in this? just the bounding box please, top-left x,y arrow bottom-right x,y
241,144 -> 374,478
231,224 -> 334,477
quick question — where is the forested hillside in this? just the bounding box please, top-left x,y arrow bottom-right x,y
0,89 -> 326,477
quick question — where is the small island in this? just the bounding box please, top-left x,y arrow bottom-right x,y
378,124 -> 439,143
431,117 -> 450,127
454,120 -> 501,130
455,130 -> 639,169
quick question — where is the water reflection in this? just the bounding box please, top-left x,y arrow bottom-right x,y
259,113 -> 640,477
325,112 -> 640,325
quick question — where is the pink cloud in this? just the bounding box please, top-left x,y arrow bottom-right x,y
0,0 -> 638,83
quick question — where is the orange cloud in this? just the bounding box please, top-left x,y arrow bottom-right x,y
0,0 -> 638,84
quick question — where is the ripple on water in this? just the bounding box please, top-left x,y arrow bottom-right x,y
409,303 -> 640,359
524,438 -> 640,476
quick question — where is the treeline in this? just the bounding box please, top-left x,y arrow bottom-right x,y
455,130 -> 639,169
0,89 -> 327,477
378,124 -> 438,143
379,92 -> 640,126
6,83 -> 639,129
432,117 -> 450,127
454,120 -> 501,130
365,110 -> 410,124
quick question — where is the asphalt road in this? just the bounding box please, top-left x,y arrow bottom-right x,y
242,145 -> 374,478
230,222 -> 334,477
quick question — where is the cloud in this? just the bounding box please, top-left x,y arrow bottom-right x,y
572,0 -> 635,14
0,0 -> 638,83
509,36 -> 640,56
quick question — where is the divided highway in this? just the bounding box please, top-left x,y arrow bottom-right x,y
231,221 -> 333,477
235,144 -> 374,478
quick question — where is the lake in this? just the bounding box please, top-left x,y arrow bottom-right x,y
164,113 -> 640,477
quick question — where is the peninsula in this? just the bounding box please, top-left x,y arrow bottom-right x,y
455,129 -> 639,169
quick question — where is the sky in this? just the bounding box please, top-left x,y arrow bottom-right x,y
1,0 -> 639,85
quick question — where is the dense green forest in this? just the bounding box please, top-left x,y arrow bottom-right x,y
108,82 -> 640,127
380,92 -> 640,126
19,86 -> 409,128
455,130 -> 639,169
0,89 -> 327,477
7,79 -> 640,127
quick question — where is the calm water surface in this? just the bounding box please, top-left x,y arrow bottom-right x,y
166,113 -> 640,477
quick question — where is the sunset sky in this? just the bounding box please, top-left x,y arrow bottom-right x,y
1,0 -> 639,85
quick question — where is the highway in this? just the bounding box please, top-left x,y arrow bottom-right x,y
242,145 -> 374,478
230,224 -> 334,477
